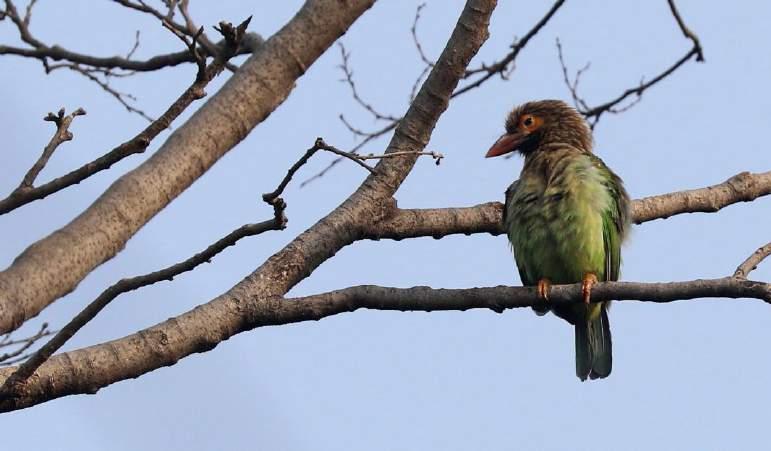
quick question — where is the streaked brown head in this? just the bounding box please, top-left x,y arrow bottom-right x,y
485,100 -> 592,158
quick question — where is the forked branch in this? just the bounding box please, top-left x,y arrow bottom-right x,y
0,17 -> 252,215
14,108 -> 86,192
558,0 -> 704,127
0,200 -> 287,400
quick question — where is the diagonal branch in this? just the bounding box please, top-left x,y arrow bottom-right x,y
0,202 -> 287,400
734,242 -> 771,279
0,323 -> 54,366
453,0 -> 566,97
0,0 -> 496,412
309,0 -> 562,186
14,108 -> 86,191
0,0 -> 378,336
558,0 -> 704,127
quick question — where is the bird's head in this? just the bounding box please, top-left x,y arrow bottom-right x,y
485,99 -> 592,158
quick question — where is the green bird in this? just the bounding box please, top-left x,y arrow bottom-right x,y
485,100 -> 631,381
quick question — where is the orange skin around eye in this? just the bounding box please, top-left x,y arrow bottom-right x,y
485,114 -> 544,157
519,114 -> 543,133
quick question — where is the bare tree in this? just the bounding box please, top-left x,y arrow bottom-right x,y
0,0 -> 768,414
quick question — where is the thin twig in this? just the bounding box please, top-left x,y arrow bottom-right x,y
337,43 -> 399,123
49,63 -> 154,121
267,137 -> 444,198
453,0 -> 566,97
125,30 -> 141,60
177,0 -> 239,72
357,150 -> 443,164
162,21 -> 206,77
0,17 -> 252,215
410,3 -> 433,68
15,108 -> 86,191
0,0 -> 258,121
0,202 -> 286,399
312,0 -> 564,185
263,138 -> 377,204
300,122 -> 400,187
734,242 -> 771,279
0,323 -> 54,365
556,0 -> 704,128
21,0 -> 37,27
667,0 -> 704,62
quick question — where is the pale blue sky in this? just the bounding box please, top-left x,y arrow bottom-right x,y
2,1 -> 771,450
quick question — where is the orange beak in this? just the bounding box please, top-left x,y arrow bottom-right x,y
485,132 -> 526,158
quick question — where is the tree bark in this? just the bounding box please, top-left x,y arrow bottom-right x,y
0,0 -> 377,334
0,0 -> 497,413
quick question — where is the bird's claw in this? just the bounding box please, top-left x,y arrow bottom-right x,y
537,278 -> 552,301
582,273 -> 598,304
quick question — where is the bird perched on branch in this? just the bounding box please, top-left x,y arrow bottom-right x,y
485,99 -> 630,380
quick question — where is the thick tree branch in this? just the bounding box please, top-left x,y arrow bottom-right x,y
2,275 -> 770,412
283,279 -> 771,317
0,0 -> 378,335
364,171 -> 771,240
0,202 -> 287,399
0,0 -> 496,412
734,242 -> 771,279
309,0 -> 559,185
366,202 -> 504,240
631,171 -> 771,224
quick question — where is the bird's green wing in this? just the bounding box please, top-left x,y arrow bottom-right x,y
593,155 -> 630,282
504,180 -> 533,286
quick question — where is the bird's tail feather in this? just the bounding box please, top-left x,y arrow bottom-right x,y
575,305 -> 612,381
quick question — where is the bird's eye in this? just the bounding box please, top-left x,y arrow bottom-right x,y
522,116 -> 534,127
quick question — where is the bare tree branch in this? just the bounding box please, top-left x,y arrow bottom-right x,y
301,121 -> 399,187
0,0 -> 261,72
0,0 -> 378,335
48,63 -> 156,121
282,279 -> 771,317
0,323 -> 54,366
0,18 -> 250,216
734,242 -> 771,279
410,3 -> 434,69
337,43 -> 400,123
0,38 -> 258,71
453,0 -> 566,97
365,171 -> 771,240
307,0 -> 564,185
263,138 -> 377,204
631,171 -> 770,224
176,0 -> 240,72
557,0 -> 704,127
0,0 -> 496,412
14,108 -> 86,191
0,202 -> 287,400
268,137 -> 442,196
0,0 -> 263,118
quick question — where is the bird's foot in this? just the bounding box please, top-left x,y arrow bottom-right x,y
537,278 -> 552,301
581,273 -> 598,304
